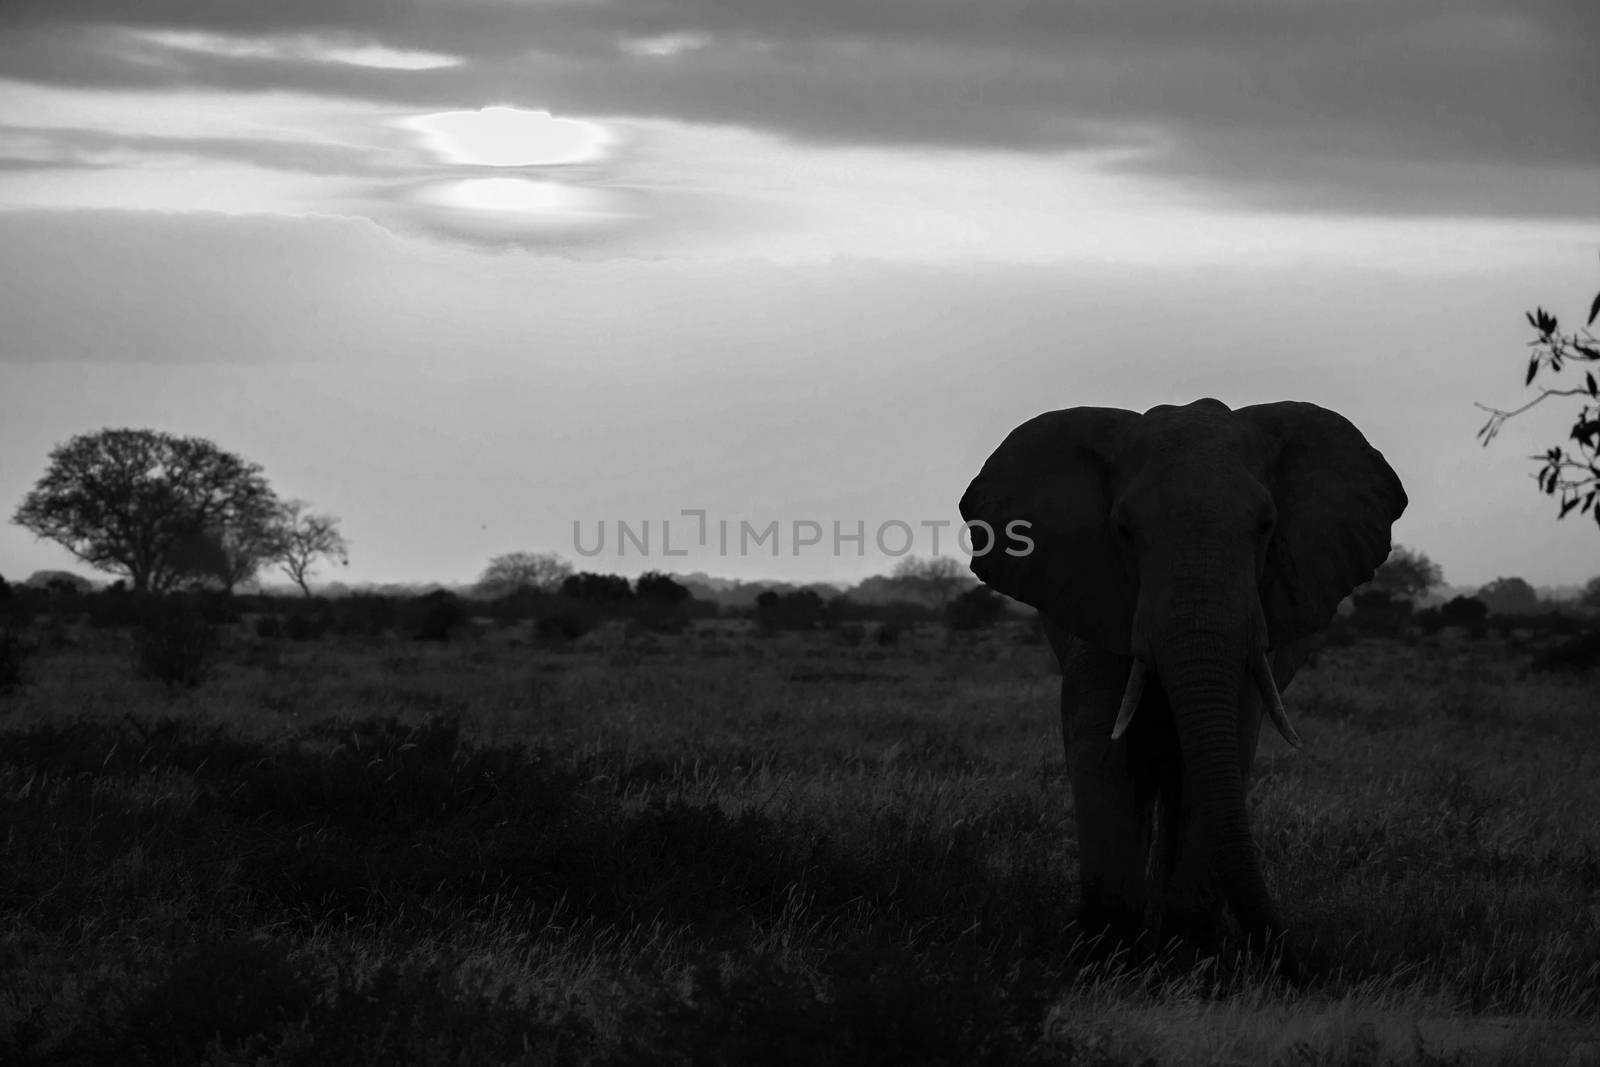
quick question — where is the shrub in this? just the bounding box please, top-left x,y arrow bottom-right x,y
630,601 -> 689,635
834,623 -> 866,647
195,591 -> 240,625
412,592 -> 463,642
535,598 -> 601,642
133,596 -> 218,690
0,627 -> 33,695
333,594 -> 398,637
285,614 -> 323,642
1348,589 -> 1412,637
947,585 -> 1007,630
85,583 -> 142,629
635,571 -> 690,606
255,615 -> 285,639
1522,609 -> 1581,636
559,572 -> 634,604
1530,629 -> 1600,673
1441,595 -> 1489,638
756,589 -> 827,631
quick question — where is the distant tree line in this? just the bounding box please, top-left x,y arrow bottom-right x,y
11,428 -> 1597,668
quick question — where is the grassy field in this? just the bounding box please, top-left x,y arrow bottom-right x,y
2,617 -> 1598,1065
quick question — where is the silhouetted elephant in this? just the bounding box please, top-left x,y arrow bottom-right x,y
960,398 -> 1406,975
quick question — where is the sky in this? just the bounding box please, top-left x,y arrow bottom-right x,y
2,1 -> 1599,590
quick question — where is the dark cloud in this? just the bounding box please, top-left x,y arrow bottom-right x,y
1,0 -> 1596,218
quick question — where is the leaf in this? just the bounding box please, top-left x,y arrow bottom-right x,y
1526,358 -> 1538,385
1589,289 -> 1600,327
1589,372 -> 1598,398
1560,496 -> 1579,518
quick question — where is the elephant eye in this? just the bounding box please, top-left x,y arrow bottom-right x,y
1257,517 -> 1275,539
1114,521 -> 1134,545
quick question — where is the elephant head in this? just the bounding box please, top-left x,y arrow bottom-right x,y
959,398 -> 1406,960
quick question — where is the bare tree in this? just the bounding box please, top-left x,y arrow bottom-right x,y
475,551 -> 573,597
12,428 -> 278,593
1477,260 -> 1600,529
273,501 -> 349,596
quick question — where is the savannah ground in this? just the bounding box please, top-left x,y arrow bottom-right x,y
1,612 -> 1598,1065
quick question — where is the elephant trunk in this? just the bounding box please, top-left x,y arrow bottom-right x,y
1158,617 -> 1286,953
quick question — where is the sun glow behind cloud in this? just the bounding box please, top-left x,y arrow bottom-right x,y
400,107 -> 610,167
418,176 -> 622,217
1,77 -> 1591,267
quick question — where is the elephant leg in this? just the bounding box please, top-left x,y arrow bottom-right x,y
1058,640 -> 1158,944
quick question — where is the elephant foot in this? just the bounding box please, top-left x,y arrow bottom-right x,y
1255,931 -> 1314,987
1153,900 -> 1226,956
1165,924 -> 1309,986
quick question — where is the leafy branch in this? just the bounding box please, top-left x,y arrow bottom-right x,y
1475,261 -> 1600,528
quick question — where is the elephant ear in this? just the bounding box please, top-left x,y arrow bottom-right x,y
1240,402 -> 1408,646
959,407 -> 1139,653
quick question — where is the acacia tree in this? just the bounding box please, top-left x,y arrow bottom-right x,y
475,551 -> 573,597
273,501 -> 350,596
1476,576 -> 1541,616
635,571 -> 690,605
1355,544 -> 1443,601
1477,261 -> 1600,528
1578,575 -> 1600,615
12,429 -> 278,593
162,511 -> 285,593
887,555 -> 971,608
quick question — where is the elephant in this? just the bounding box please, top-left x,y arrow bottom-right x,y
959,398 -> 1406,975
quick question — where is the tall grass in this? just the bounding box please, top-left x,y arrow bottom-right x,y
1,623 -> 1597,1064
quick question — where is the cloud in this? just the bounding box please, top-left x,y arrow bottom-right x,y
0,123 -> 389,176
0,2 -> 1595,219
138,30 -> 461,71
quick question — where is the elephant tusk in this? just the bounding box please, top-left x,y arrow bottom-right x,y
1110,658 -> 1147,741
1252,650 -> 1303,749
